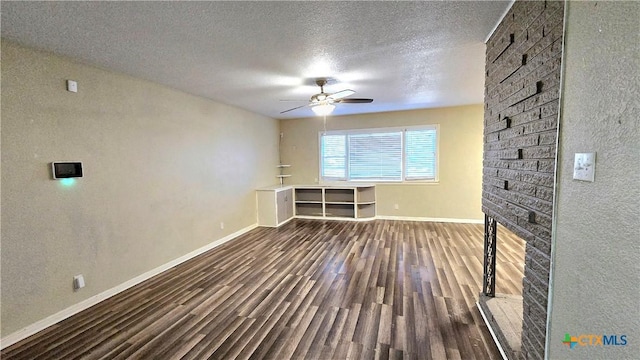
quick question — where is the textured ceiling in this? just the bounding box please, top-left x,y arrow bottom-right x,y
1,1 -> 511,119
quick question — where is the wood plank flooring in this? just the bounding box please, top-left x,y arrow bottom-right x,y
2,219 -> 525,359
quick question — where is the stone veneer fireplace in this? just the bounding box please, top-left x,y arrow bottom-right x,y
479,1 -> 565,359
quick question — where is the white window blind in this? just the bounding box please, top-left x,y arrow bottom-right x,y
321,134 -> 347,179
319,125 -> 438,182
349,132 -> 402,181
405,129 -> 437,180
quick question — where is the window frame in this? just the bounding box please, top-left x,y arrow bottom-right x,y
318,124 -> 439,183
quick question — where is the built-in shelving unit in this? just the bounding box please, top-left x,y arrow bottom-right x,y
294,185 -> 376,220
293,188 -> 323,216
257,184 -> 376,227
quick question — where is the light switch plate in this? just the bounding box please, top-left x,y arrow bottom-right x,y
573,152 -> 596,182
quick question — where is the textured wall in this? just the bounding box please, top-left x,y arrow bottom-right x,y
1,41 -> 279,336
547,2 -> 640,359
280,105 -> 484,221
482,1 -> 564,359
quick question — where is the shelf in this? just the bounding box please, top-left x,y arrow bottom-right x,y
295,188 -> 322,202
277,164 -> 291,185
357,203 -> 376,218
325,203 -> 355,218
296,203 -> 323,216
357,186 -> 376,203
295,201 -> 322,204
325,201 -> 355,205
325,188 -> 355,203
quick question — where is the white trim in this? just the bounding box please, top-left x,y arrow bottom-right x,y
260,216 -> 296,228
374,181 -> 440,186
294,215 -> 375,222
0,223 -> 258,350
484,0 -> 516,44
376,215 -> 484,224
291,215 -> 482,224
477,302 -> 509,360
545,2 -> 569,359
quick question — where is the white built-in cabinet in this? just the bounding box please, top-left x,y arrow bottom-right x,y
257,184 -> 376,227
256,186 -> 294,227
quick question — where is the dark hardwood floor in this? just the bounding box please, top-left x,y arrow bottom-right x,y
2,219 -> 525,359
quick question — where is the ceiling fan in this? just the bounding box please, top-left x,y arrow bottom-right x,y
280,78 -> 373,115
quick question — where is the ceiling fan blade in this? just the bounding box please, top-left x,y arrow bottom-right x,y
280,104 -> 309,114
328,89 -> 355,100
335,98 -> 374,103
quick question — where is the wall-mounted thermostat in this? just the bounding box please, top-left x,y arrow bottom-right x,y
52,162 -> 83,179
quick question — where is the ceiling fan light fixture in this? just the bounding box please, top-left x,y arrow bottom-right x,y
311,103 -> 335,116
279,78 -> 373,115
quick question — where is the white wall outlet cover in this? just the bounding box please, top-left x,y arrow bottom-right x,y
573,152 -> 596,182
73,275 -> 85,290
66,80 -> 78,93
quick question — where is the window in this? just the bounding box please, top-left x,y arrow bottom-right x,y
320,125 -> 438,182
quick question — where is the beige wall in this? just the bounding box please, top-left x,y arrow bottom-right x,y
280,105 -> 484,220
547,2 -> 640,358
0,41 -> 279,336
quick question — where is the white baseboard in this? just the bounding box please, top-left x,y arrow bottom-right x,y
477,301 -> 509,360
0,223 -> 258,350
376,215 -> 484,224
294,215 -> 376,222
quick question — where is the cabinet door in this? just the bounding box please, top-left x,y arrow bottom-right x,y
284,188 -> 294,220
276,189 -> 292,224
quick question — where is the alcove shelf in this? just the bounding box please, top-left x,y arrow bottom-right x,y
276,164 -> 291,185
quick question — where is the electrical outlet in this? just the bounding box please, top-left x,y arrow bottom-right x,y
66,80 -> 78,93
220,222 -> 225,229
73,274 -> 85,291
394,204 -> 399,210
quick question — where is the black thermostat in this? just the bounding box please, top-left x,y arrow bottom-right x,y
52,162 -> 83,179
